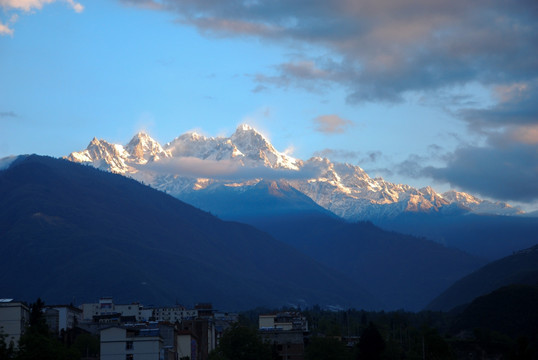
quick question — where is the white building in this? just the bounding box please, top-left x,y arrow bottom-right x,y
81,298 -> 152,322
80,298 -> 198,323
259,312 -> 308,331
150,306 -> 198,323
176,330 -> 197,360
0,299 -> 30,348
100,326 -> 164,360
44,305 -> 82,335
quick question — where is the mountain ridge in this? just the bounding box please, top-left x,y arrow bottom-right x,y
426,244 -> 538,311
65,125 -> 522,221
0,154 -> 377,310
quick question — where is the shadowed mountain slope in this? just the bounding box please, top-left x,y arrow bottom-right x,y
176,179 -> 338,221
170,181 -> 486,311
0,155 -> 377,310
376,212 -> 538,260
263,217 -> 485,311
451,284 -> 538,342
426,244 -> 538,311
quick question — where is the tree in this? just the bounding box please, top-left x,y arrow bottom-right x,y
208,323 -> 273,360
15,298 -> 79,360
357,322 -> 385,360
306,336 -> 352,360
0,327 -> 15,360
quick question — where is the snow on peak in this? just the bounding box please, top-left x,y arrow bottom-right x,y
165,132 -> 240,161
65,125 -> 522,219
230,124 -> 299,170
236,123 -> 255,132
125,132 -> 169,164
442,190 -> 523,215
66,137 -> 132,174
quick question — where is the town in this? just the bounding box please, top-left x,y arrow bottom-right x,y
0,297 -> 311,360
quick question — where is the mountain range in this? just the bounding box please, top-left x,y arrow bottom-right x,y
0,155 -> 377,310
1,155 -> 491,311
66,124 -> 522,221
2,125 -> 536,310
65,125 -> 537,260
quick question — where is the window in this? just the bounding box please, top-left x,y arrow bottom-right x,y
126,341 -> 133,350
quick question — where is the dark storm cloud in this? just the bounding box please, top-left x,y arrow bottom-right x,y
459,81 -> 538,131
120,0 -> 538,103
423,143 -> 538,202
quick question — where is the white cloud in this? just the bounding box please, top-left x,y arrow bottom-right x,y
0,21 -> 14,36
66,0 -> 83,13
0,0 -> 83,35
1,0 -> 54,12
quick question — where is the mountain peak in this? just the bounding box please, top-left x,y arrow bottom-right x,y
231,124 -> 272,149
127,131 -> 158,146
236,123 -> 255,132
132,131 -> 151,139
232,124 -> 268,142
66,126 -> 520,218
126,132 -> 169,163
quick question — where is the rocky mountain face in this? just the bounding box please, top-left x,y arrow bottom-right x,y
66,124 -> 521,220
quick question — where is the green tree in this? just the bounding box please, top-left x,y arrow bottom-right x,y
72,333 -> 99,359
208,323 -> 273,360
306,336 -> 352,360
357,322 -> 385,360
0,327 -> 16,359
15,298 -> 79,360
421,326 -> 453,360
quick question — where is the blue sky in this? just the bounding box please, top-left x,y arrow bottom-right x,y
1,0 -> 537,210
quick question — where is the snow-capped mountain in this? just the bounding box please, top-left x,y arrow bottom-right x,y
66,124 -> 523,220
162,124 -> 300,169
65,132 -> 171,174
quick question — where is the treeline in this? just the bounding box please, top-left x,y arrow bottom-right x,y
237,287 -> 538,360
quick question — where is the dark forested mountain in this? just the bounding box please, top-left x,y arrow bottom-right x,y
219,212 -> 485,311
375,212 -> 538,260
0,155 -> 377,310
427,244 -> 538,311
171,180 -> 486,311
451,284 -> 538,342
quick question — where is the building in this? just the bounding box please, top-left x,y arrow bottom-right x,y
259,312 -> 308,332
178,318 -> 216,360
150,306 -> 198,323
100,326 -> 164,360
0,299 -> 30,348
80,298 -> 198,324
81,297 -> 152,322
176,330 -> 198,360
44,304 -> 82,335
259,312 -> 309,360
